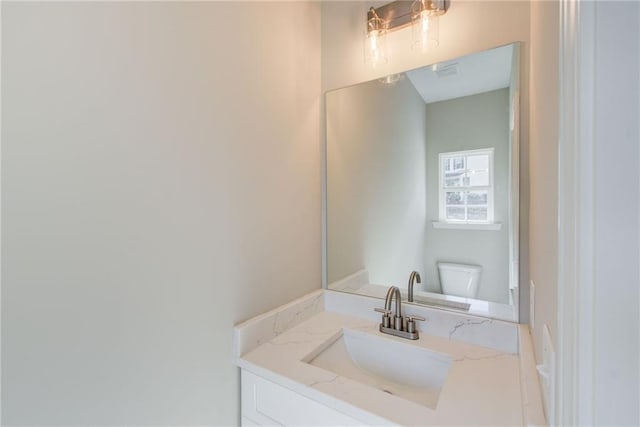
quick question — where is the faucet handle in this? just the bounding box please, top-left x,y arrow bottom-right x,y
405,314 -> 426,334
374,307 -> 392,328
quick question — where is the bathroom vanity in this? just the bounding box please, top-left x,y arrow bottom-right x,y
232,41 -> 543,426
233,290 -> 545,426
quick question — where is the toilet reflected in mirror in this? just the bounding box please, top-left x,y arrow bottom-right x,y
438,263 -> 482,299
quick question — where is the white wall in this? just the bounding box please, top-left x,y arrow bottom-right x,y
1,2 -> 321,425
591,2 -> 639,423
326,78 -> 427,285
322,1 -> 530,319
538,2 -> 640,423
424,89 -> 510,304
529,0 -> 559,362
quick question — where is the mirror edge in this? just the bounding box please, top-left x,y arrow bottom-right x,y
321,42 -> 524,324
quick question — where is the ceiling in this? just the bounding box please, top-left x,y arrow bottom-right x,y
405,44 -> 514,104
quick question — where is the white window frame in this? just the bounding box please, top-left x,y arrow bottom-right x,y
438,148 -> 495,224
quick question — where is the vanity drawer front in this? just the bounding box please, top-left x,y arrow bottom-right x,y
241,370 -> 362,426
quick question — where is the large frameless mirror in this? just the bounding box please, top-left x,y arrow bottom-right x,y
325,43 -> 521,322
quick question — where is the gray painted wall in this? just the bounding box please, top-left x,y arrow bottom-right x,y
424,89 -> 510,304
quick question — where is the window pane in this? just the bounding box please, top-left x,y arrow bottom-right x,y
453,157 -> 465,170
467,191 -> 488,205
444,176 -> 462,188
444,156 -> 465,172
440,150 -> 493,223
467,154 -> 489,170
446,191 -> 464,205
446,207 -> 465,220
468,207 -> 488,221
444,173 -> 464,187
468,169 -> 489,186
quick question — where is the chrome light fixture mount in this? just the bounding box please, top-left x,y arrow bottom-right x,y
367,0 -> 448,30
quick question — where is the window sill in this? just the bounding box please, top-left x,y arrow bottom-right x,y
432,221 -> 502,231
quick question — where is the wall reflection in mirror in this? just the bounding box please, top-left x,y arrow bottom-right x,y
325,43 -> 520,322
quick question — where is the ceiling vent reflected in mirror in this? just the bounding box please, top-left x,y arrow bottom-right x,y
433,63 -> 459,78
405,44 -> 513,104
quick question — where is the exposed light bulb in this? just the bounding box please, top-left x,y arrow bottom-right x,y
412,1 -> 440,52
369,30 -> 379,56
366,30 -> 384,66
420,11 -> 430,33
364,8 -> 387,67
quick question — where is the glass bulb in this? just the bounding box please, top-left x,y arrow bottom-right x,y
412,1 -> 440,52
420,11 -> 430,34
369,30 -> 379,54
364,9 -> 387,67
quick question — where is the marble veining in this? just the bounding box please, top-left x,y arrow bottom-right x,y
233,290 -> 545,426
307,374 -> 341,388
233,290 -> 324,359
451,352 -> 512,363
448,318 -> 492,339
518,325 -> 547,426
329,273 -> 517,322
236,310 -> 524,425
324,290 -> 518,353
273,293 -> 323,334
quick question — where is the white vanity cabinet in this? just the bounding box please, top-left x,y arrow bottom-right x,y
241,370 -> 364,426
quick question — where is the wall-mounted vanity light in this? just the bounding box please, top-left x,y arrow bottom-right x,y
365,0 -> 449,65
365,7 -> 387,67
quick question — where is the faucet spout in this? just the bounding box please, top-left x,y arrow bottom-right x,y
383,286 -> 394,311
408,271 -> 422,302
383,286 -> 402,329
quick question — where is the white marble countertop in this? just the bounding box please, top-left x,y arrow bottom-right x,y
236,310 -> 524,425
238,312 -> 522,425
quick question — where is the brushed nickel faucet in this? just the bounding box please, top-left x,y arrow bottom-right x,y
407,271 -> 421,302
387,285 -> 403,329
375,285 -> 425,340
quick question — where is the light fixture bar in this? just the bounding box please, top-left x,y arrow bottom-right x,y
367,0 -> 449,33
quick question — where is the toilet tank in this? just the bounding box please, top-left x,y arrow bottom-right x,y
437,262 -> 482,299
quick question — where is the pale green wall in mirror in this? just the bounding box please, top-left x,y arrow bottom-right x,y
327,82 -> 511,305
424,89 -> 510,304
327,78 -> 427,286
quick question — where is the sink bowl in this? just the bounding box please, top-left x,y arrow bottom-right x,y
303,328 -> 452,409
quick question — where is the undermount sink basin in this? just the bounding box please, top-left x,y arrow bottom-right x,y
303,328 -> 452,409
